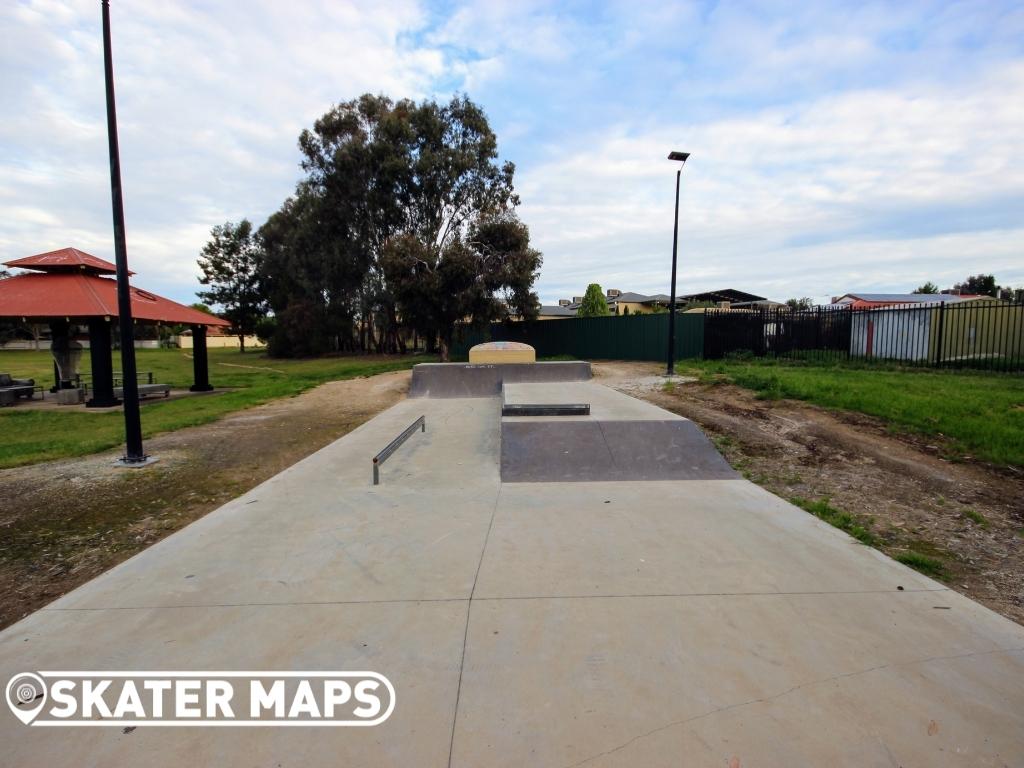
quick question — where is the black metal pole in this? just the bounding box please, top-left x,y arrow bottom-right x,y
102,0 -> 146,462
667,167 -> 681,375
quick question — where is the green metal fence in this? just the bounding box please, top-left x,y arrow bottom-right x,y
452,312 -> 704,362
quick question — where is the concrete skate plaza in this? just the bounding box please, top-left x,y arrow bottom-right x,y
1,361 -> 1022,766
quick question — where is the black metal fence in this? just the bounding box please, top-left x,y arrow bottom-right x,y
703,302 -> 1024,372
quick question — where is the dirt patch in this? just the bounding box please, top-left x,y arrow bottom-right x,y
595,361 -> 1024,626
0,370 -> 410,629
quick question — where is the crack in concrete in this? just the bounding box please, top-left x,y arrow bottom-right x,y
447,485 -> 502,768
560,645 -> 1024,768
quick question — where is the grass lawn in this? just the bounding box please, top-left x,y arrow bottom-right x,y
676,358 -> 1024,467
0,348 -> 430,468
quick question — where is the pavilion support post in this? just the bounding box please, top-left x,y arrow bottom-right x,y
49,320 -> 73,392
86,318 -> 119,408
189,325 -> 213,392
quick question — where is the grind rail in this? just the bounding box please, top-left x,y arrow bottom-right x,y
372,415 -> 426,485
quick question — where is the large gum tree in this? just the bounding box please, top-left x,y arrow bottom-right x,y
258,94 -> 541,358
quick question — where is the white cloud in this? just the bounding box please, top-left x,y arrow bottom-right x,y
521,63 -> 1024,302
0,0 -> 444,296
1,0 -> 1022,310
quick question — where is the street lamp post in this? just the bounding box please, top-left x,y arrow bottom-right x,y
666,151 -> 690,375
102,0 -> 147,465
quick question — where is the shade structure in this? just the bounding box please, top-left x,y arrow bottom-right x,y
4,246 -> 130,276
0,247 -> 229,406
0,249 -> 225,327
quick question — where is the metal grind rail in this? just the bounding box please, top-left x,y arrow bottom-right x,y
372,415 -> 426,485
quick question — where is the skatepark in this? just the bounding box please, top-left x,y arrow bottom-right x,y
1,350 -> 1023,766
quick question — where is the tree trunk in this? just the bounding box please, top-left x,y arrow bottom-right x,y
239,333 -> 245,353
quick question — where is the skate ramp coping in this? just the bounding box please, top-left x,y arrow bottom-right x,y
409,361 -> 591,398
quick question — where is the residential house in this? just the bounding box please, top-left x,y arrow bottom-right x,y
544,288 -> 771,318
831,293 -> 989,309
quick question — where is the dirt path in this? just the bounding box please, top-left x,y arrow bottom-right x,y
594,361 -> 1024,626
0,370 -> 411,629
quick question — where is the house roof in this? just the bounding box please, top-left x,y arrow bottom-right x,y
4,247 -> 134,276
834,293 -> 982,306
610,292 -> 660,304
538,304 -> 577,317
556,288 -> 770,309
0,271 -> 229,326
677,288 -> 767,304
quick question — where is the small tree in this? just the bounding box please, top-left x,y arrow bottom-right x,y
577,284 -> 610,317
785,297 -> 814,310
913,282 -> 939,294
953,274 -> 998,297
197,220 -> 267,352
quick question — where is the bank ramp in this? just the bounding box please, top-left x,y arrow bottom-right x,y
499,381 -> 737,482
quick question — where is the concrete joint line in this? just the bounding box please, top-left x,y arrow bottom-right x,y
561,644 -> 1024,768
447,486 -> 502,768
39,586 -> 951,614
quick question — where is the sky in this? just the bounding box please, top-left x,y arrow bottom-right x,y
2,0 -> 1023,307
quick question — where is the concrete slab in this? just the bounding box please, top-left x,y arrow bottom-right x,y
0,601 -> 466,768
2,376 -> 1023,767
50,397 -> 500,610
475,480 -> 939,597
452,591 -> 1024,767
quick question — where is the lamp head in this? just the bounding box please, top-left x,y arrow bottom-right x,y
667,151 -> 690,162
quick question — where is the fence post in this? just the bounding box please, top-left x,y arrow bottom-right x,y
934,302 -> 946,366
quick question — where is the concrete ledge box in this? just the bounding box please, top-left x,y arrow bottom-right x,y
468,341 -> 536,364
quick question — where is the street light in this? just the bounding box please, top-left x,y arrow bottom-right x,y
102,0 -> 149,466
666,151 -> 690,375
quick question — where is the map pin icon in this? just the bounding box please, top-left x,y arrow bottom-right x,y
6,672 -> 47,725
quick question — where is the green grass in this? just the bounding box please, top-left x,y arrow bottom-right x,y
895,550 -> 946,579
961,509 -> 989,527
790,496 -> 876,546
0,348 -> 431,468
678,358 -> 1024,467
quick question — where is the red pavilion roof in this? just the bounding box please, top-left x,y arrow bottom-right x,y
4,247 -> 133,276
0,272 -> 228,326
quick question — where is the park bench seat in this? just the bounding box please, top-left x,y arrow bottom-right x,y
0,373 -> 37,402
113,383 -> 171,399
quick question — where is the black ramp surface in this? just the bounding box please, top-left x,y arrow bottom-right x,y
501,420 -> 738,482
